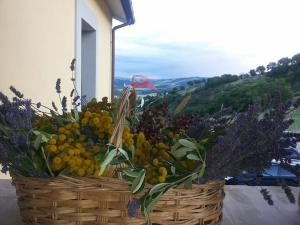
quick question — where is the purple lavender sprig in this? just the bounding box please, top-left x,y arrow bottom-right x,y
127,199 -> 141,218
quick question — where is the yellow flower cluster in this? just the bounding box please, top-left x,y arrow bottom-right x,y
45,123 -> 101,176
133,132 -> 170,185
122,125 -> 134,149
32,115 -> 57,133
80,110 -> 113,139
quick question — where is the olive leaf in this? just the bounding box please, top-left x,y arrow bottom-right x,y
123,168 -> 140,178
171,147 -> 194,159
71,108 -> 80,122
186,153 -> 200,161
33,134 -> 42,150
178,139 -> 198,150
99,148 -> 117,175
118,148 -> 130,161
131,169 -> 146,194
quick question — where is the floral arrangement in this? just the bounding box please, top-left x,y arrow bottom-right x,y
0,64 -> 298,221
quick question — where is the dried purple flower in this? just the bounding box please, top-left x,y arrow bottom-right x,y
127,199 -> 140,218
62,96 -> 67,113
55,78 -> 61,94
36,102 -> 41,108
260,188 -> 273,205
9,86 -> 24,98
73,96 -> 80,104
0,92 -> 10,105
281,181 -> 295,203
52,101 -> 58,111
70,58 -> 76,71
70,89 -> 75,97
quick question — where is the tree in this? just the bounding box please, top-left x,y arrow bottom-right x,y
256,65 -> 266,75
267,62 -> 277,72
249,69 -> 256,76
187,81 -> 194,86
291,53 -> 300,65
277,57 -> 291,67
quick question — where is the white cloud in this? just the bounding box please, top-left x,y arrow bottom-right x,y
115,0 -> 300,77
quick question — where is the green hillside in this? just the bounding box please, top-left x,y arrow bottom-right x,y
146,53 -> 300,131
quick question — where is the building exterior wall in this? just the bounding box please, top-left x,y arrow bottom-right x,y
0,0 -> 76,108
82,0 -> 113,100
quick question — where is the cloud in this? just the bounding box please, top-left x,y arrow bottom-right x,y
116,41 -> 247,78
115,0 -> 300,78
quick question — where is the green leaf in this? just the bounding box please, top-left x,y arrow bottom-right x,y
186,153 -> 200,161
149,183 -> 170,196
130,145 -> 135,160
94,151 -> 106,161
171,166 -> 176,175
178,139 -> 198,150
198,163 -> 206,177
118,148 -> 130,161
171,147 -> 194,159
131,169 -> 146,194
183,176 -> 193,189
33,134 -> 42,150
32,130 -> 52,142
123,169 -> 140,178
171,141 -> 181,152
99,148 -> 117,175
144,191 -> 164,221
72,108 -> 80,122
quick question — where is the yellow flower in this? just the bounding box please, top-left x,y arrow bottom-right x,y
152,158 -> 159,166
74,149 -> 81,155
48,145 -> 57,153
53,156 -> 62,165
79,135 -> 86,142
92,146 -> 101,153
158,176 -> 166,183
58,127 -> 65,133
65,124 -> 72,130
58,134 -> 67,142
84,159 -> 92,166
78,168 -> 85,176
68,149 -> 75,156
63,155 -> 70,162
75,143 -> 82,149
75,157 -> 83,166
84,111 -> 92,118
93,117 -> 100,125
86,167 -> 94,175
159,167 -> 168,177
68,159 -> 76,167
58,145 -> 65,151
73,123 -> 80,129
81,118 -> 88,125
83,152 -> 92,158
48,138 -> 56,145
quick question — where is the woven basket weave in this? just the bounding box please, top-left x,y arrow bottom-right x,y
13,175 -> 224,225
145,181 -> 225,225
12,174 -> 145,225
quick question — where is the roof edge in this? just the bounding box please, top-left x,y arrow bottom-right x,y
120,0 -> 135,24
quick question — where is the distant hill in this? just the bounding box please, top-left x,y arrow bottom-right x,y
114,76 -> 206,96
139,53 -> 300,132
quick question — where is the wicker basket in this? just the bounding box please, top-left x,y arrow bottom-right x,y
144,181 -> 225,225
12,88 -> 225,225
12,174 -> 145,225
13,175 -> 224,225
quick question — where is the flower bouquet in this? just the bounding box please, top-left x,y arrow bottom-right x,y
0,65 -> 298,224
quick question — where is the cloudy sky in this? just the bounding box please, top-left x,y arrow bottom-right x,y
115,0 -> 300,79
